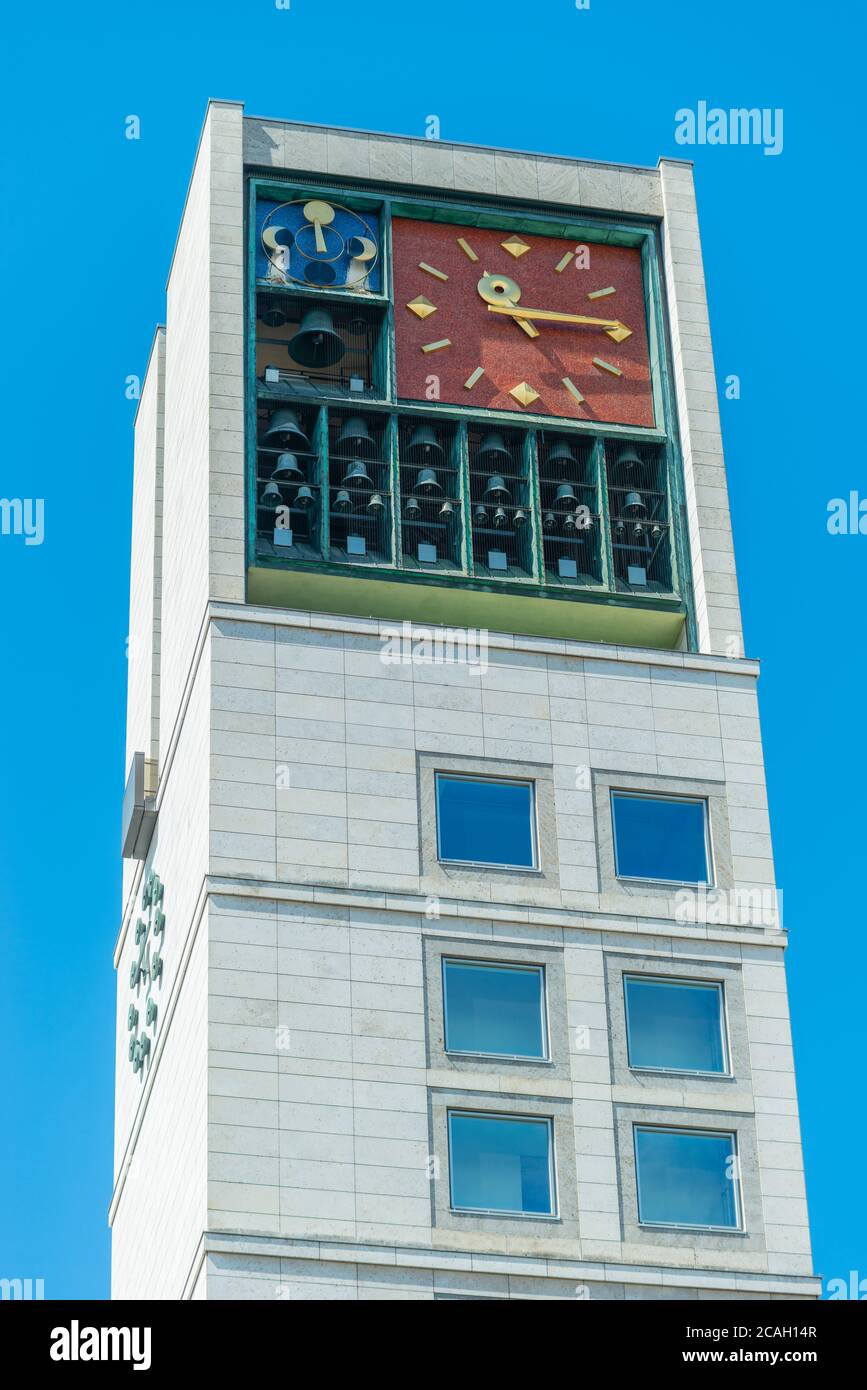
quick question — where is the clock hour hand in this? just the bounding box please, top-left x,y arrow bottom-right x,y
487,302 -> 633,344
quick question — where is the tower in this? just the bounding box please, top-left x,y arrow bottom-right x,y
111,101 -> 817,1300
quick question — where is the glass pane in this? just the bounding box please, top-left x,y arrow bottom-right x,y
612,793 -> 709,883
437,776 -> 535,867
449,1114 -> 553,1215
444,961 -> 545,1058
635,1128 -> 738,1228
625,977 -> 726,1073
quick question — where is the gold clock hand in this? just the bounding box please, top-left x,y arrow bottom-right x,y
487,302 -> 633,343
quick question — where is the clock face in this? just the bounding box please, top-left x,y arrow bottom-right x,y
392,217 -> 654,427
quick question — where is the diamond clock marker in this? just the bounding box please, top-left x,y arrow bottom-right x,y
501,235 -> 530,259
407,296 -> 438,320
509,381 -> 540,406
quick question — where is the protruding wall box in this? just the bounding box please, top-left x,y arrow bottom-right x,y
121,751 -> 158,860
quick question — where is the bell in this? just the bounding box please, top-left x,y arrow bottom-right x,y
263,408 -> 310,451
553,482 -> 578,506
493,507 -> 508,529
615,520 -> 626,536
261,298 -> 288,329
513,508 -> 529,527
651,524 -> 662,540
415,467 -> 442,494
564,513 -> 577,532
616,445 -> 643,473
484,474 -> 511,502
625,490 -> 646,517
473,505 -> 488,524
343,459 -> 373,488
543,512 -> 556,530
259,480 -> 282,508
288,308 -> 346,369
405,496 -> 421,517
478,431 -> 512,466
295,485 -> 315,509
406,423 -> 445,464
332,490 -> 352,512
439,500 -> 455,518
336,414 -> 376,457
547,438 -> 578,468
367,492 -> 385,512
272,452 -> 304,482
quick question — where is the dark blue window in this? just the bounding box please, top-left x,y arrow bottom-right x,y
625,976 -> 727,1074
449,1112 -> 554,1215
443,960 -> 547,1059
611,792 -> 710,883
436,775 -> 536,868
635,1127 -> 740,1229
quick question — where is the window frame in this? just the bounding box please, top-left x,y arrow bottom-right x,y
442,957 -> 550,1064
610,788 -> 714,887
435,771 -> 540,872
447,1109 -> 558,1219
633,1123 -> 743,1233
623,973 -> 731,1079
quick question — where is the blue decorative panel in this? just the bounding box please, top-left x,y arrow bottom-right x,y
255,196 -> 383,294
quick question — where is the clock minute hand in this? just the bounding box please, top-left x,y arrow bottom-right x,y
487,302 -> 633,344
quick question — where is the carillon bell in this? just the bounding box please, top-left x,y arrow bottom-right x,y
478,431 -> 512,467
295,485 -> 315,509
473,505 -> 488,524
406,423 -> 445,464
484,474 -> 510,502
415,467 -> 442,494
543,512 -> 556,530
263,408 -> 310,450
405,496 -> 421,517
343,459 -> 373,487
272,452 -> 304,482
651,524 -> 662,540
553,482 -> 578,506
261,298 -> 288,329
367,492 -> 385,513
616,445 -> 643,473
564,513 -> 577,532
513,508 -> 528,527
439,500 -> 456,518
288,308 -> 346,369
493,506 -> 508,528
259,481 -> 282,507
633,522 -> 646,540
336,414 -> 376,457
332,490 -> 352,512
624,490 -> 647,518
548,438 -> 578,467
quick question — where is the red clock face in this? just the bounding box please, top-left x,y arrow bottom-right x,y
392,217 -> 654,427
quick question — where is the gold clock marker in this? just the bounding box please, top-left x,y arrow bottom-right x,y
562,378 -> 586,405
465,367 -> 485,389
419,262 -> 449,282
510,381 -> 540,406
555,251 -> 575,274
593,357 -> 622,376
457,237 -> 479,262
422,339 -> 451,353
502,235 -> 531,259
407,296 -> 437,320
588,286 -> 616,300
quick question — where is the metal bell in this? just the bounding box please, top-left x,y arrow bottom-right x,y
261,298 -> 288,329
513,508 -> 528,527
415,467 -> 442,494
342,459 -> 373,488
633,522 -> 645,539
553,482 -> 578,505
616,445 -> 643,472
259,480 -> 282,508
439,500 -> 455,518
624,490 -> 647,517
405,496 -> 421,517
547,438 -> 578,467
473,505 -> 488,524
295,485 -> 315,509
484,474 -> 511,502
406,423 -> 445,464
336,415 -> 376,457
367,492 -> 385,512
263,408 -> 310,450
543,512 -> 556,530
288,308 -> 346,369
478,431 -> 512,466
493,506 -> 508,528
564,513 -> 577,532
332,490 -> 352,512
272,452 -> 304,482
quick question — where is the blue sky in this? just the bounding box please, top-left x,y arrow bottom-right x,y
1,0 -> 863,1299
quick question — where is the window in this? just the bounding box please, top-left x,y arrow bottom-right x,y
624,976 -> 728,1075
448,1112 -> 555,1216
611,791 -> 711,884
435,774 -> 537,869
443,960 -> 547,1060
634,1126 -> 740,1230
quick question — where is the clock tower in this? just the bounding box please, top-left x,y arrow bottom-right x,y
111,102 -> 817,1301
